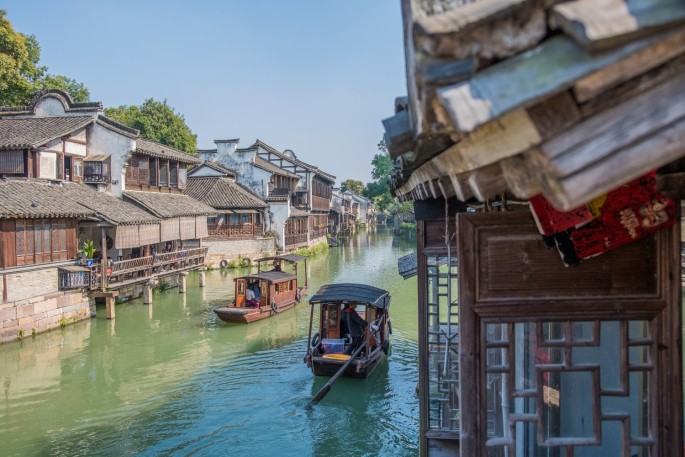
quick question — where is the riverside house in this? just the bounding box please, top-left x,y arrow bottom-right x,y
0,90 -> 214,340
185,161 -> 272,266
386,1 -> 685,455
197,138 -> 334,251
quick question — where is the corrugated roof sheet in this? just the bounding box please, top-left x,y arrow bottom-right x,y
135,138 -> 200,164
123,191 -> 217,218
0,116 -> 94,150
185,177 -> 268,209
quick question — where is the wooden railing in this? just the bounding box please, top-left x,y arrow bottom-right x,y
310,228 -> 327,239
208,223 -> 263,239
89,247 -> 208,289
285,233 -> 307,247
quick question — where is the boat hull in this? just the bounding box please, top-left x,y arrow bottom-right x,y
214,300 -> 297,324
311,347 -> 385,379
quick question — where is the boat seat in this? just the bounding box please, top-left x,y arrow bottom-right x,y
321,338 -> 345,354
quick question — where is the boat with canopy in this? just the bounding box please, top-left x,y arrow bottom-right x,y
213,254 -> 307,324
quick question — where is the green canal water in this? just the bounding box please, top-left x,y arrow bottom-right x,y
0,227 -> 419,457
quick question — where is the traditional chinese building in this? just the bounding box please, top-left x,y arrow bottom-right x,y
386,1 -> 685,455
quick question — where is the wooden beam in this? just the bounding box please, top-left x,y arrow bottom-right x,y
414,0 -> 546,59
551,0 -> 685,52
549,115 -> 685,210
573,27 -> 685,103
525,91 -> 581,140
383,110 -> 415,159
543,73 -> 685,179
438,32 -> 680,133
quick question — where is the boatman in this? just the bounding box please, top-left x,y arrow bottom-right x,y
343,303 -> 368,352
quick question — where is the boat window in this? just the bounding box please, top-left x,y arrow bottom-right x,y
237,280 -> 245,295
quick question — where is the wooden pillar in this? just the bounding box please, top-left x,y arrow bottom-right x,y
105,294 -> 115,319
100,225 -> 108,291
178,272 -> 188,293
199,267 -> 207,288
143,281 -> 154,304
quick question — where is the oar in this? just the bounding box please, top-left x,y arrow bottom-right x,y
309,341 -> 367,406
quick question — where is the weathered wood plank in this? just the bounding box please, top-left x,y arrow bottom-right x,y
383,110 -> 415,159
550,115 -> 685,210
414,0 -> 546,59
525,91 -> 581,140
579,50 -> 685,116
543,73 -> 685,178
467,162 -> 507,202
499,151 -> 544,200
573,27 -> 685,103
438,32 -> 679,133
551,0 -> 685,52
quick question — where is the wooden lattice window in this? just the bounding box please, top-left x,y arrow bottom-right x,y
484,320 -> 654,456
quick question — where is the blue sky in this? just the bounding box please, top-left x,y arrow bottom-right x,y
4,1 -> 407,183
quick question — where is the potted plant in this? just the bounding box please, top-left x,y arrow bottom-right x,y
79,240 -> 96,266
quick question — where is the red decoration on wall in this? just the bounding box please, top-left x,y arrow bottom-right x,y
530,171 -> 676,266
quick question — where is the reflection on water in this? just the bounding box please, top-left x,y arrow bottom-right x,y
0,226 -> 419,457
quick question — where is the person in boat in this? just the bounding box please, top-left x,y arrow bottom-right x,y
245,281 -> 260,307
342,303 -> 368,352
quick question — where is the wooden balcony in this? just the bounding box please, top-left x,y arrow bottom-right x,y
89,247 -> 208,290
311,195 -> 331,212
285,233 -> 307,249
208,223 -> 263,240
310,228 -> 327,239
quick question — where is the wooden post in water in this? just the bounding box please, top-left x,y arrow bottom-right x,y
199,267 -> 207,287
178,272 -> 188,293
144,280 -> 154,304
105,294 -> 115,319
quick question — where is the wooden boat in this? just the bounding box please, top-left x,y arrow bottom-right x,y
213,254 -> 308,324
304,283 -> 391,379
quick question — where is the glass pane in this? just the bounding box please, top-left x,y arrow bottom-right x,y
629,321 -> 650,340
571,321 -> 595,342
486,323 -> 507,343
487,348 -> 507,369
542,322 -> 565,343
629,346 -> 650,366
542,370 -> 595,442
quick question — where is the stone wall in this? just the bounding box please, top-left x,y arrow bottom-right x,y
0,287 -> 94,343
204,237 -> 275,267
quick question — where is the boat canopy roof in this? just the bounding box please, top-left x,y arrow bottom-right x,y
254,254 -> 307,264
238,271 -> 296,282
308,283 -> 391,309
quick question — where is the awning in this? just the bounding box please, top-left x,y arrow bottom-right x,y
115,225 -> 139,249
195,216 -> 208,239
84,153 -> 111,162
160,218 -> 180,242
180,216 -> 196,240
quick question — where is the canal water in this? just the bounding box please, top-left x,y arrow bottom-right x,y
0,227 -> 419,457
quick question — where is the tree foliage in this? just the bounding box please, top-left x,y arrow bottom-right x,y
105,99 -> 197,153
341,179 -> 364,194
0,10 -> 90,105
363,140 -> 397,212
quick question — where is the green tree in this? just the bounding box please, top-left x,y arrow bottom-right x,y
363,140 -> 396,212
0,10 -> 44,105
0,10 -> 90,105
105,99 -> 197,153
39,74 -> 90,103
341,179 -> 364,194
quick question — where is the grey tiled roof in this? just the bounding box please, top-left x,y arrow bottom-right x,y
397,252 -> 417,279
252,140 -> 336,182
188,161 -> 236,178
64,185 -> 160,225
185,177 -> 268,210
0,179 -> 159,225
123,191 -> 217,218
254,156 -> 300,179
0,116 -> 94,150
135,139 -> 200,164
0,179 -> 96,219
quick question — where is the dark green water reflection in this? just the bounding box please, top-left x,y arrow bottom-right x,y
0,227 -> 418,457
